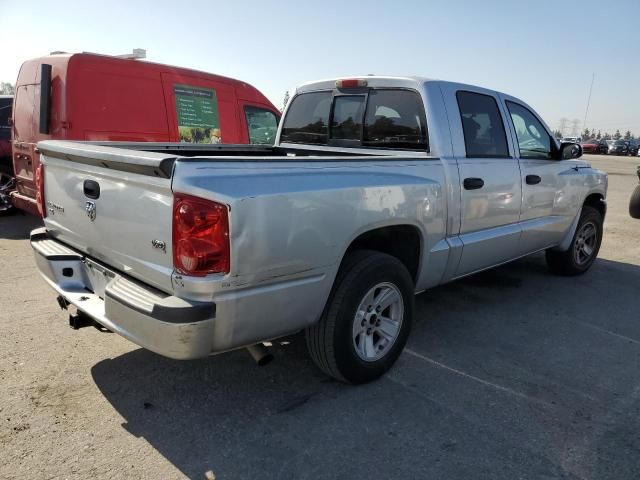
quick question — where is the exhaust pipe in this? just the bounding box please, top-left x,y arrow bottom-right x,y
246,343 -> 273,366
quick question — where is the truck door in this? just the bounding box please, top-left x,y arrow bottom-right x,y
160,73 -> 239,144
443,87 -> 522,277
501,98 -> 575,253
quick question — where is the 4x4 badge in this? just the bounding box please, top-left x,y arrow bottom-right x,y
85,201 -> 96,221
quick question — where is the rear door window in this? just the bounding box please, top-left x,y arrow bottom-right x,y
244,106 -> 278,145
456,91 -> 509,158
280,91 -> 331,145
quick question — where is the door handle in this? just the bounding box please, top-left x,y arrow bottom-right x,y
526,175 -> 542,185
463,177 -> 484,190
83,179 -> 100,199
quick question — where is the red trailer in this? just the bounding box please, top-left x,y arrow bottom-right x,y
11,53 -> 280,215
0,95 -> 13,213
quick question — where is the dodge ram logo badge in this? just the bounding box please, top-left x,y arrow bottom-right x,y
151,239 -> 166,253
85,201 -> 96,221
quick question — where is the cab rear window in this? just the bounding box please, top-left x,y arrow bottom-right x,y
281,89 -> 429,151
280,92 -> 331,145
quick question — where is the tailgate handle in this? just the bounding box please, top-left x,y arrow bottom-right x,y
83,180 -> 100,199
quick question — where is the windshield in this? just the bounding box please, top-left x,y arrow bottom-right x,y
615,140 -> 626,145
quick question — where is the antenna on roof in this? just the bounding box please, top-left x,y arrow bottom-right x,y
115,49 -> 146,60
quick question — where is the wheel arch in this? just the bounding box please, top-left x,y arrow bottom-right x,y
339,223 -> 424,285
555,191 -> 606,252
583,192 -> 606,219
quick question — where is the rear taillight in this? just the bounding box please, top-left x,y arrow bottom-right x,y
172,193 -> 230,276
35,164 -> 46,218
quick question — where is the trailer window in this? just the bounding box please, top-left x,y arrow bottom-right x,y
0,98 -> 11,140
363,90 -> 428,150
280,91 -> 331,145
245,106 -> 278,145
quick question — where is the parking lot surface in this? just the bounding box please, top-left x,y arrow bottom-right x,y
1,154 -> 639,479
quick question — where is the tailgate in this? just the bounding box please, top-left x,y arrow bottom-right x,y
38,141 -> 177,293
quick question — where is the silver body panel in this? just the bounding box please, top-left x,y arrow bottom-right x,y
32,77 -> 608,359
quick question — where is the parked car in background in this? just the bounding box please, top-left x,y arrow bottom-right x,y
607,139 -> 628,155
625,140 -> 639,156
562,136 -> 582,144
0,95 -> 14,214
580,138 -> 599,154
10,52 -> 280,216
597,139 -> 609,154
30,76 -> 608,384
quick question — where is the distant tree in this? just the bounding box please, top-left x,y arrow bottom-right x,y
624,130 -> 632,140
596,130 -> 601,140
552,129 -> 563,139
603,132 -> 611,140
0,82 -> 15,95
582,128 -> 591,139
613,129 -> 622,140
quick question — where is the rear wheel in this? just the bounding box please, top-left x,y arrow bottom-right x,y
545,206 -> 603,275
629,185 -> 640,219
305,250 -> 414,384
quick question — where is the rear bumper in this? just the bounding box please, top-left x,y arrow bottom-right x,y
30,228 -> 216,359
10,190 -> 40,216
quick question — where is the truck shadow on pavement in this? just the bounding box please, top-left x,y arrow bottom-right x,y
91,254 -> 640,480
0,212 -> 42,239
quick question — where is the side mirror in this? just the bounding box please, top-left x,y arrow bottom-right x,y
560,142 -> 582,160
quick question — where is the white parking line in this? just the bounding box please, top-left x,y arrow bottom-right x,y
402,348 -> 552,407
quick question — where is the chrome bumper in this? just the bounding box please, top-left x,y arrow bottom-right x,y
30,228 -> 216,360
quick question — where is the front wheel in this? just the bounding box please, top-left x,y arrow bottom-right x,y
545,205 -> 603,275
305,250 -> 414,384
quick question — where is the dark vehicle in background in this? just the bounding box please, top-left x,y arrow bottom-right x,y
0,95 -> 14,214
625,140 -> 639,156
607,139 -> 628,155
597,139 -> 609,154
630,166 -> 640,219
580,138 -> 599,154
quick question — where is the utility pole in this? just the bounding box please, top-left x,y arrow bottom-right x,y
583,73 -> 595,132
570,119 -> 580,136
559,117 -> 568,137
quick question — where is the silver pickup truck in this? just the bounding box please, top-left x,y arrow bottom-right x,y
31,76 -> 607,384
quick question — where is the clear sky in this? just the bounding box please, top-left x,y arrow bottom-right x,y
1,0 -> 638,136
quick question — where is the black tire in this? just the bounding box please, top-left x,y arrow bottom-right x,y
0,172 -> 15,216
545,205 -> 603,276
305,250 -> 414,384
630,185 -> 640,219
